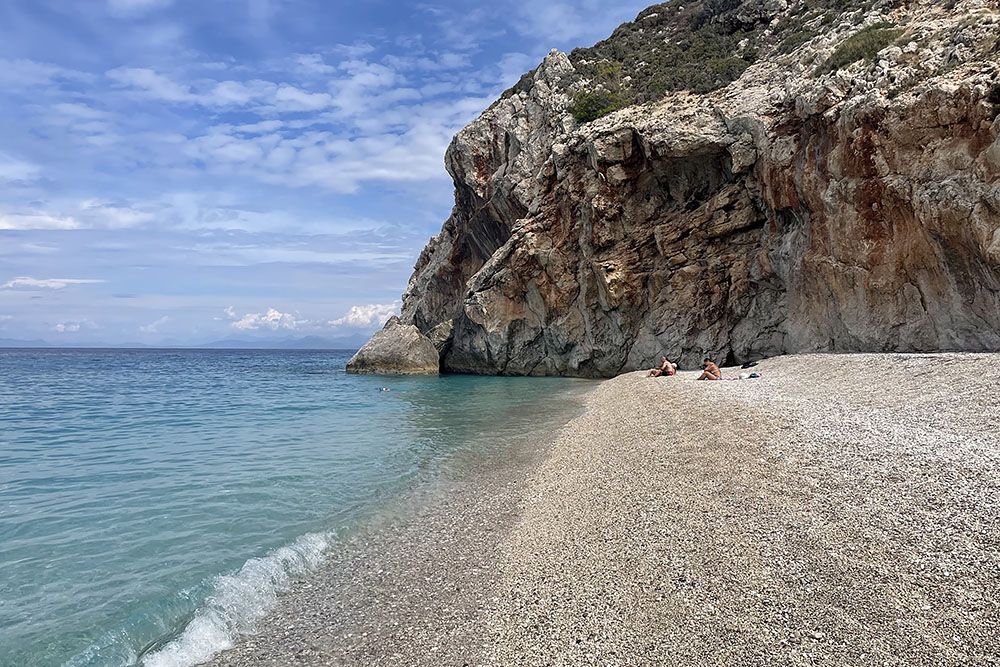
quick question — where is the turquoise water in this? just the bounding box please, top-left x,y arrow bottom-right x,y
0,349 -> 584,667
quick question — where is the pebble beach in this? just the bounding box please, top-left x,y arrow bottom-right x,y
207,353 -> 1000,666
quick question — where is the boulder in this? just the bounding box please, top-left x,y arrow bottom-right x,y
346,318 -> 440,375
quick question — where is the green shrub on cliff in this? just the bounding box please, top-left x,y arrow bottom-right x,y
569,90 -> 630,123
821,22 -> 904,72
569,58 -> 632,123
778,29 -> 817,54
706,56 -> 751,81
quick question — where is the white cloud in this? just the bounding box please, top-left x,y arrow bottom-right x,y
329,302 -> 399,328
139,315 -> 170,333
0,58 -> 91,88
79,200 -> 155,228
1,277 -> 105,290
107,67 -> 192,102
51,102 -> 110,121
42,103 -> 120,145
330,42 -> 376,59
0,199 -> 156,231
0,211 -> 80,230
204,79 -> 276,106
91,41 -> 517,193
180,91 -> 482,192
107,68 -> 333,113
0,153 -> 41,184
383,52 -> 468,73
272,85 -> 333,112
292,53 -> 337,76
53,319 -> 96,333
213,306 -> 239,322
423,5 -> 505,52
231,307 -> 305,331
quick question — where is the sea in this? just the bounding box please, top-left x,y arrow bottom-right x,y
0,348 -> 586,667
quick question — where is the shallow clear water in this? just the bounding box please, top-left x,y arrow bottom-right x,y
0,349 -> 586,667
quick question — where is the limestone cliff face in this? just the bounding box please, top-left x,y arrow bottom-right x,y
361,0 -> 1000,377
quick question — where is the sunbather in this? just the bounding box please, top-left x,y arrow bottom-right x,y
698,358 -> 721,381
647,356 -> 677,377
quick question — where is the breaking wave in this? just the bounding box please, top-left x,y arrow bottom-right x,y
140,532 -> 331,667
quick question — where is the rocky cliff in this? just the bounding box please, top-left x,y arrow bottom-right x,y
348,0 -> 1000,377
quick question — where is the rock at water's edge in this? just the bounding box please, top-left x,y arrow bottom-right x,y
355,0 -> 1000,377
346,317 -> 440,375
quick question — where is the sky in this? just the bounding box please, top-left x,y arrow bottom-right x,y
0,0 -> 650,346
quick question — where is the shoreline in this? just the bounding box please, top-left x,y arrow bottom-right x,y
198,377 -> 594,667
205,353 -> 999,666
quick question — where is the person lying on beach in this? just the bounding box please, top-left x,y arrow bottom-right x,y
697,358 -> 721,381
647,357 -> 677,377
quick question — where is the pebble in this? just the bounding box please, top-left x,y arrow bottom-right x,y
205,354 -> 1000,666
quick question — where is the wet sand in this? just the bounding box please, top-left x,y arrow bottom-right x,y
207,353 -> 1000,666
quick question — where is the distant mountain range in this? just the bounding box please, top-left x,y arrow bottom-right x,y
0,337 -> 50,348
0,334 -> 367,350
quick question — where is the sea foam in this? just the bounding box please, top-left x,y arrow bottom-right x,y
141,532 -> 331,667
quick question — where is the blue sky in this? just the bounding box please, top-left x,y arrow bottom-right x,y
0,0 -> 648,345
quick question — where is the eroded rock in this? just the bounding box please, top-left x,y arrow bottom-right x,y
346,318 -> 440,375
357,0 -> 1000,376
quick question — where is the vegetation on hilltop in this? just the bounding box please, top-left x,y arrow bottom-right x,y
501,0 -> 907,123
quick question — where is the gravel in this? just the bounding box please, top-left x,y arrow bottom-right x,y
203,382 -> 588,667
205,353 -> 1000,666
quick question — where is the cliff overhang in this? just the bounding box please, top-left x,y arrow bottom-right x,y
351,0 -> 1000,377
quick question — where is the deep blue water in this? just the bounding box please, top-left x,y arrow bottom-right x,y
0,349 -> 585,667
